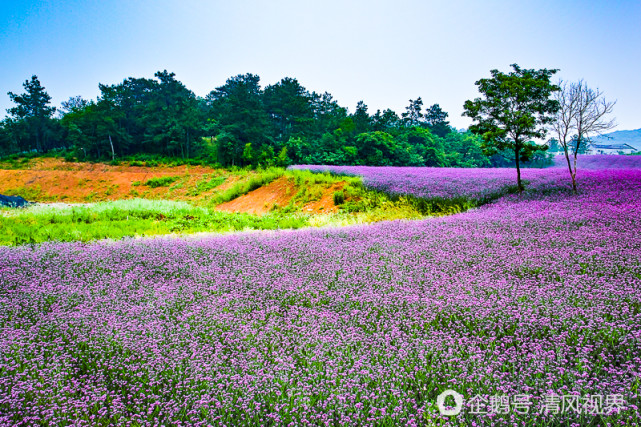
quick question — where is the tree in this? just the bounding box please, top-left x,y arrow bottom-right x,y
403,127 -> 444,166
143,70 -> 203,158
551,79 -> 616,192
425,104 -> 451,137
351,101 -> 371,134
7,75 -> 58,153
0,120 -> 15,156
546,137 -> 560,153
463,64 -> 560,192
402,97 -> 424,128
442,131 -> 490,168
206,74 -> 270,166
97,76 -> 157,155
371,109 -> 400,133
60,100 -> 124,160
354,131 -> 398,165
264,77 -> 314,143
59,96 -> 90,116
310,92 -> 348,139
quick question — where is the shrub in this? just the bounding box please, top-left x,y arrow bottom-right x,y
333,191 -> 345,205
144,176 -> 180,188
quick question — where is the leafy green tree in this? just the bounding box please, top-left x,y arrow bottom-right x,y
242,143 -> 254,165
60,100 -> 124,160
142,70 -> 203,158
351,101 -> 371,135
206,74 -> 270,166
275,147 -> 290,167
372,109 -> 401,133
402,97 -> 425,128
7,75 -> 59,153
403,128 -> 445,166
310,92 -> 348,139
264,77 -> 314,143
258,145 -> 276,167
546,137 -> 560,153
463,64 -> 560,191
425,104 -> 451,137
0,120 -> 16,156
354,131 -> 399,166
97,76 -> 157,155
58,96 -> 90,117
442,131 -> 490,167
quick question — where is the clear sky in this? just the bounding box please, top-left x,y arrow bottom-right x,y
1,0 -> 639,131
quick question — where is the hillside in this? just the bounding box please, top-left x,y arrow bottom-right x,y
591,128 -> 641,149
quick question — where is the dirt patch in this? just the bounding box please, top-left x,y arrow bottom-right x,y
216,177 -> 296,215
0,158 -> 347,216
216,178 -> 346,215
302,182 -> 346,214
0,158 -> 227,203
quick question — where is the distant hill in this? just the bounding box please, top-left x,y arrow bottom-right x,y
590,128 -> 641,150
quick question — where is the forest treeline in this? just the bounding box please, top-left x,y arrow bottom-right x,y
0,71 -> 550,167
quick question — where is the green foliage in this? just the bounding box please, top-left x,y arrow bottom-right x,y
402,97 -> 425,127
354,131 -> 398,166
463,64 -> 560,189
2,186 -> 45,200
5,75 -> 63,154
333,191 -> 345,205
144,176 -> 180,188
0,199 -> 310,246
424,103 -> 452,137
3,69 -> 563,169
186,175 -> 226,196
209,168 -> 284,205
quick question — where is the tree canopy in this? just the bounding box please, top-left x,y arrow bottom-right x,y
2,69 -> 555,169
463,64 -> 560,191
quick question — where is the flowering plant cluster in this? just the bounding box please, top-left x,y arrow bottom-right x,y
1,165 -> 640,425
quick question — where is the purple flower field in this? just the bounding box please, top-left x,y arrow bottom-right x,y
1,163 -> 641,425
291,165 -> 565,201
292,154 -> 641,200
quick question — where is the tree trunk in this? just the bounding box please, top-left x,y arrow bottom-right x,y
108,134 -> 116,162
571,151 -> 579,193
186,131 -> 190,159
515,146 -> 523,193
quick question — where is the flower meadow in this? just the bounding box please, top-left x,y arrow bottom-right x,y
290,165 -> 557,202
292,155 -> 641,201
1,163 -> 641,425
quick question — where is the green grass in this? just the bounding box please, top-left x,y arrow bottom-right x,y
144,176 -> 181,188
0,199 -> 311,246
2,185 -> 52,201
0,167 -> 490,246
186,175 -> 226,196
208,167 -> 284,206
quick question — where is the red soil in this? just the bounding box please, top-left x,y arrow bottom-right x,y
302,182 -> 345,214
216,177 -> 297,215
216,178 -> 346,215
0,158 -> 224,202
0,158 -> 345,215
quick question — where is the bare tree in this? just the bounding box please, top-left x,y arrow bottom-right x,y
552,80 -> 616,192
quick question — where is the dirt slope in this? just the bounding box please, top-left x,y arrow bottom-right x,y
0,158 -> 346,215
216,177 -> 345,215
216,177 -> 296,215
0,158 -> 225,202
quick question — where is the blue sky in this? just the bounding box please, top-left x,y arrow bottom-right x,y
1,0 -> 639,131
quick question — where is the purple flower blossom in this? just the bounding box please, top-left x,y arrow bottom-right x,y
1,162 -> 640,425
